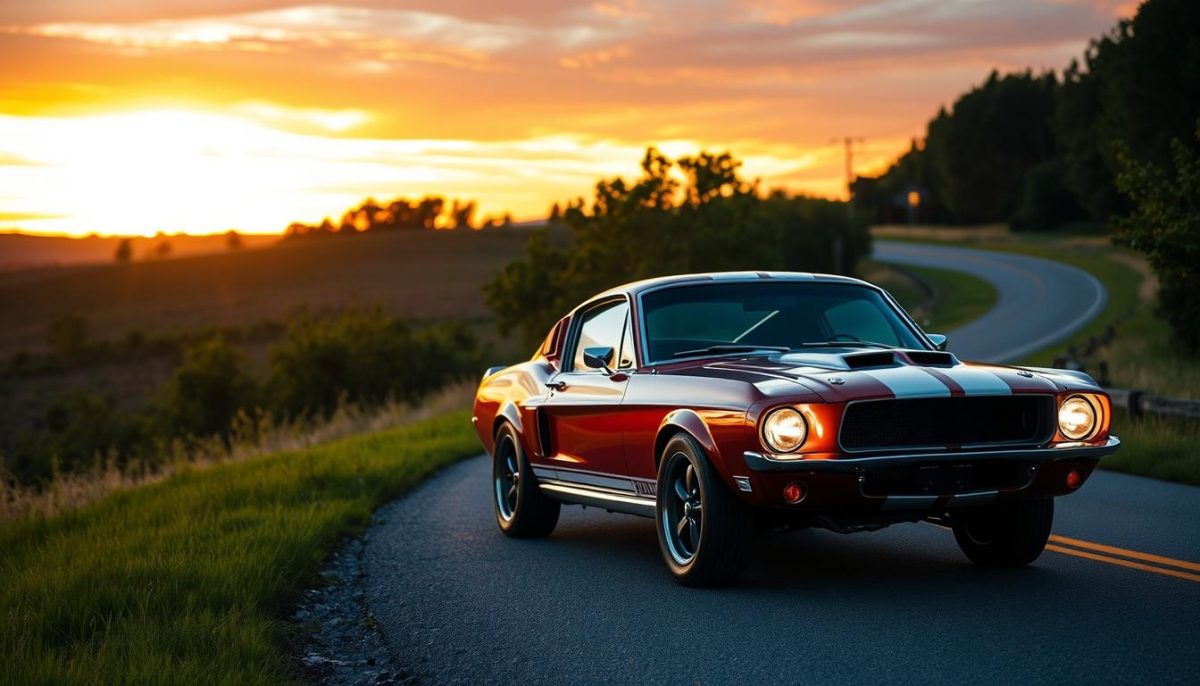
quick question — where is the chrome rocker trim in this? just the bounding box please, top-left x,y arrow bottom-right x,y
539,480 -> 656,518
743,436 -> 1121,473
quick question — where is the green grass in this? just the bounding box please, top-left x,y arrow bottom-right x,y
903,264 -> 997,332
1103,410 -> 1200,485
858,259 -> 996,332
0,410 -> 479,684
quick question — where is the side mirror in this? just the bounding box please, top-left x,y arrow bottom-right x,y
582,346 -> 616,374
927,333 -> 948,351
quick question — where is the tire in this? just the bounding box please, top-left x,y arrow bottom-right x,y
492,423 -> 560,538
655,434 -> 753,586
951,498 -> 1054,567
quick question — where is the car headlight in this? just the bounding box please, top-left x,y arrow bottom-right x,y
1058,395 -> 1097,440
762,407 -> 808,453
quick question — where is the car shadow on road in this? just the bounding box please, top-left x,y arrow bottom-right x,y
543,510 -> 1068,596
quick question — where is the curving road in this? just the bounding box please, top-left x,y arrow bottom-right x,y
872,240 -> 1107,363
362,244 -> 1200,685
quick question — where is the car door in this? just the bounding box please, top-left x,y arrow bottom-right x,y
542,297 -> 634,483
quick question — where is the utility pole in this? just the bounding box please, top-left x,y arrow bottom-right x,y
831,136 -> 863,274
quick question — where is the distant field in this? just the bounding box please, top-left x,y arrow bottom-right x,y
0,229 -> 534,357
0,229 -> 534,452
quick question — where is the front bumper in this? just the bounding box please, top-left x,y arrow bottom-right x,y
744,436 -> 1121,473
738,436 -> 1120,511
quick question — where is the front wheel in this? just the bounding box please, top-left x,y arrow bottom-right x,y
951,498 -> 1054,567
492,423 -> 559,538
656,434 -> 753,586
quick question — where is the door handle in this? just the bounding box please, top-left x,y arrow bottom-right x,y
545,380 -> 567,391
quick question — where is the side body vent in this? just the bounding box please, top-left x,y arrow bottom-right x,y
843,352 -> 897,369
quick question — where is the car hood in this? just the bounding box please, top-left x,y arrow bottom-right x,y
685,348 -> 1100,403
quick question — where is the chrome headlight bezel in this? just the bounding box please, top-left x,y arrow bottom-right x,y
1058,394 -> 1098,441
761,406 -> 809,454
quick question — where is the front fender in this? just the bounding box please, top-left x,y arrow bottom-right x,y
655,409 -> 722,472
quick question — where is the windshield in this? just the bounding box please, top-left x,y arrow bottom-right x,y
640,281 -> 926,362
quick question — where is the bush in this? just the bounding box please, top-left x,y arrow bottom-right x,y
486,148 -> 870,346
158,335 -> 259,442
267,308 -> 478,419
1113,128 -> 1200,354
8,392 -> 148,484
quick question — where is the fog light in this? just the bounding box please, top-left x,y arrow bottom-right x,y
1066,468 -> 1084,489
783,482 -> 806,504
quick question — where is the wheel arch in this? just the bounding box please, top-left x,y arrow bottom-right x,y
492,400 -> 524,439
654,409 -> 722,471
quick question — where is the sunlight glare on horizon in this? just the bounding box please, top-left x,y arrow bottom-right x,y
0,109 -> 835,237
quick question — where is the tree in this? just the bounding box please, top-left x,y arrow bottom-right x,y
225,229 -> 244,250
450,200 -> 476,230
485,147 -> 870,347
114,238 -> 133,263
1112,127 -> 1200,354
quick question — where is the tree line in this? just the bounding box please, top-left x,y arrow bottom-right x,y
853,0 -> 1200,352
853,0 -> 1198,234
283,195 -> 512,239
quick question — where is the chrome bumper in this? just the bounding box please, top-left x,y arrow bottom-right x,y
743,436 -> 1120,473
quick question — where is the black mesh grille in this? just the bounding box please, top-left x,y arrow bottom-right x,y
839,395 -> 1055,452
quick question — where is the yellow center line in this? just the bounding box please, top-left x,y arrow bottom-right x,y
1045,544 -> 1200,583
1049,534 -> 1200,573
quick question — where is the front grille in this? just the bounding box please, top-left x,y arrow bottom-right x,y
839,395 -> 1055,452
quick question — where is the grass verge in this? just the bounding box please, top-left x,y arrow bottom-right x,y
0,409 -> 479,684
858,259 -> 996,332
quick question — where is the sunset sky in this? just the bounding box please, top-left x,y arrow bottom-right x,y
0,0 -> 1136,237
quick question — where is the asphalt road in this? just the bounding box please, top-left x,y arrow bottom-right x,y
362,244 -> 1199,685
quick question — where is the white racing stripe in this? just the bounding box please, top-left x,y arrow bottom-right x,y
944,367 -> 1012,395
863,366 -> 949,398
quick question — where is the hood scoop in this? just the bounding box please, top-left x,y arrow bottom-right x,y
905,351 -> 956,367
842,351 -> 897,369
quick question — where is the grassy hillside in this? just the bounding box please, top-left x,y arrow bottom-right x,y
0,410 -> 479,685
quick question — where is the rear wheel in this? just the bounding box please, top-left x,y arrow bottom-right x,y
951,498 -> 1053,567
656,434 -> 752,586
492,423 -> 559,538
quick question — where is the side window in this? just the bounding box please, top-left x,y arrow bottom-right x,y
571,300 -> 630,371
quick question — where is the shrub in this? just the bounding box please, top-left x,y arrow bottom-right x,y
158,335 -> 259,441
267,308 -> 478,419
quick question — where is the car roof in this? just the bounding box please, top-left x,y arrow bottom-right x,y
590,271 -> 873,302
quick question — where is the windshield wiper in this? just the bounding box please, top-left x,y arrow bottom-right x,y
671,345 -> 791,359
795,341 -> 895,350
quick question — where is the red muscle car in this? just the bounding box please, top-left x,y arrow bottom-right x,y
472,272 -> 1120,586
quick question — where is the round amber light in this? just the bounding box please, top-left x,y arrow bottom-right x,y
1058,395 -> 1097,440
762,407 -> 808,453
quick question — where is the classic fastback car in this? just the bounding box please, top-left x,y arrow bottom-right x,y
472,272 -> 1120,586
